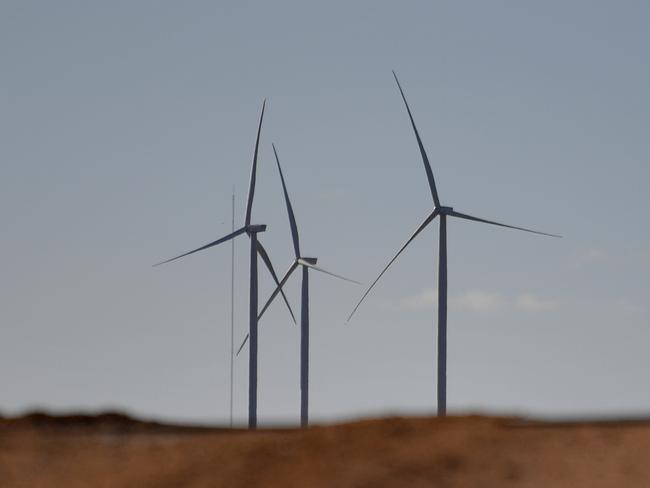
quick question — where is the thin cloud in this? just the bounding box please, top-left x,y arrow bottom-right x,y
399,288 -> 560,314
609,298 -> 645,317
635,250 -> 650,266
576,247 -> 608,265
452,290 -> 507,313
399,287 -> 437,310
515,293 -> 561,312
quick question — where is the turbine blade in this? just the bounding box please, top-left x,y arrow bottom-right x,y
153,226 -> 247,266
245,100 -> 266,226
448,210 -> 562,238
236,333 -> 249,357
272,144 -> 301,258
259,261 -> 299,321
298,260 -> 362,285
392,71 -> 441,207
237,262 -> 299,356
256,240 -> 296,324
347,208 -> 439,321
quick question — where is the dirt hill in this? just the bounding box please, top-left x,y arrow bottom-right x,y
2,412 -> 650,487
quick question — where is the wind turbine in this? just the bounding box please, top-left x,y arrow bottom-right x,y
348,72 -> 561,416
154,101 -> 295,429
237,143 -> 360,427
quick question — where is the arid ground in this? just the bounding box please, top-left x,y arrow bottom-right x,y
1,412 -> 650,487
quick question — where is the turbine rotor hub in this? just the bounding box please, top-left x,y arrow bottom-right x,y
438,206 -> 454,215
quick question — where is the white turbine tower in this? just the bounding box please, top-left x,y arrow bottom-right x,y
348,73 -> 561,416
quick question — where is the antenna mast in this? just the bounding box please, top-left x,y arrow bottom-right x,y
230,186 -> 235,427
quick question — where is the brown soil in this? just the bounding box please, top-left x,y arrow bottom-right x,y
2,412 -> 650,487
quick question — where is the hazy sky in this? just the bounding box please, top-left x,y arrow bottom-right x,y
2,1 -> 649,425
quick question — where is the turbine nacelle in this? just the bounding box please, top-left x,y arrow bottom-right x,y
298,257 -> 318,265
246,224 -> 267,234
437,206 -> 454,215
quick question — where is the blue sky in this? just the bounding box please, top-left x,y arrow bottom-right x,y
1,1 -> 649,425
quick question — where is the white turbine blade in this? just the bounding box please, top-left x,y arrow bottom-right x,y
236,335 -> 248,357
256,240 -> 296,324
237,262 -> 299,357
392,71 -> 441,207
298,260 -> 362,285
347,208 -> 439,321
153,226 -> 247,266
244,99 -> 266,226
448,210 -> 562,238
259,261 -> 299,321
272,144 -> 301,258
